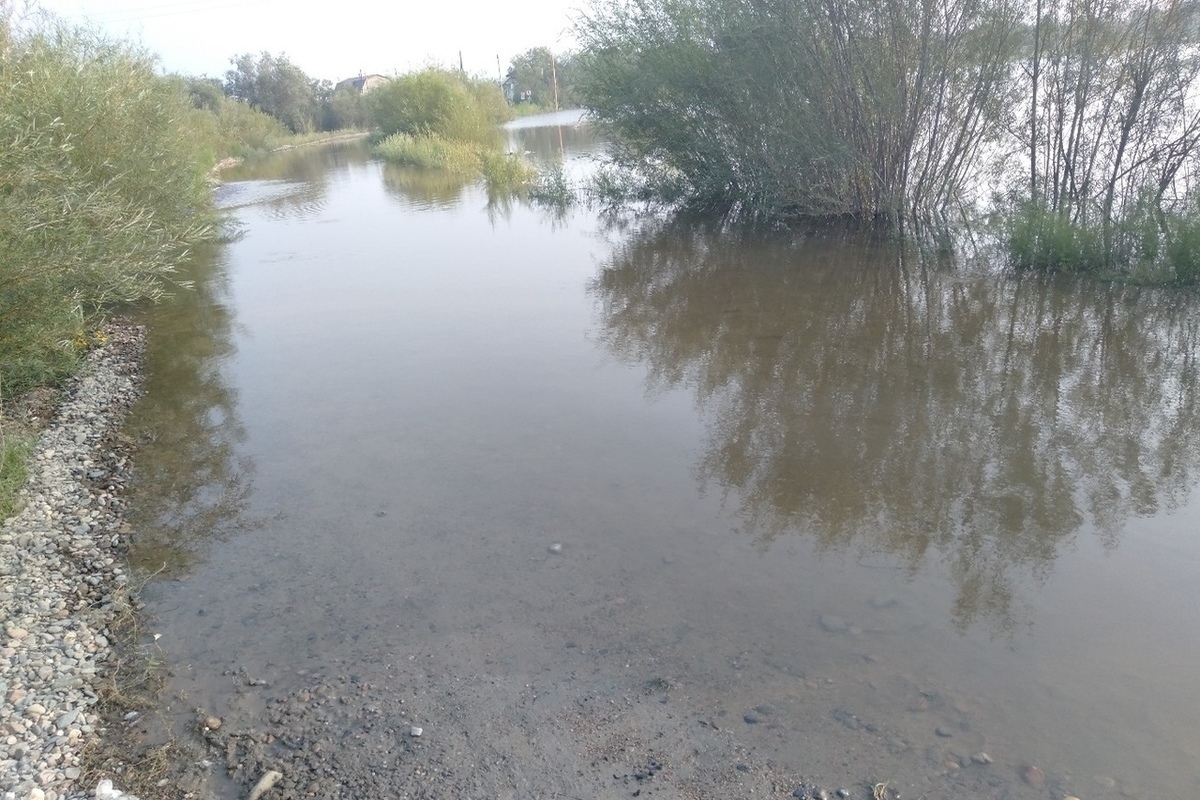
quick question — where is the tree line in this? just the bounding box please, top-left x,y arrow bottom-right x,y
190,47 -> 587,137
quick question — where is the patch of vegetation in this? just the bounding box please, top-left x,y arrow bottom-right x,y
375,133 -> 482,175
0,420 -> 33,520
575,0 -> 1200,283
368,68 -> 510,145
1005,199 -> 1200,285
369,69 -> 534,193
1,11 -> 216,398
479,150 -> 537,191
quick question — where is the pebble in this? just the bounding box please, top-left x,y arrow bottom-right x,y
203,716 -> 222,731
547,543 -> 563,555
819,614 -> 849,633
410,726 -> 423,737
1021,765 -> 1046,788
935,726 -> 954,737
0,326 -> 145,800
970,752 -> 992,765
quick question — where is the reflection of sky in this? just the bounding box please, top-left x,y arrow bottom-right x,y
505,111 -> 604,186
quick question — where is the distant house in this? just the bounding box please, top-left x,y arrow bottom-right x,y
336,73 -> 389,94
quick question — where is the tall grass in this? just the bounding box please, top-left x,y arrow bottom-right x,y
0,413 -> 32,519
479,151 -> 537,191
1,12 -> 215,397
375,133 -> 482,174
1005,199 -> 1200,284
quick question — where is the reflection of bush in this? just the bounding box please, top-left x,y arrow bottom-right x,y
380,164 -> 474,210
593,216 -> 1200,630
125,243 -> 255,578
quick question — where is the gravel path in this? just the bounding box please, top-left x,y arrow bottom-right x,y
1,325 -> 145,800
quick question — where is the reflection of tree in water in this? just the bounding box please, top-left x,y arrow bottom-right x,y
593,216 -> 1200,630
125,241 -> 256,578
380,163 -> 473,211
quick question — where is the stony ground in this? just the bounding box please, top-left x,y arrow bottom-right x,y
1,325 -> 145,800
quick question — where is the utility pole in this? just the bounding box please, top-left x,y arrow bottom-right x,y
497,54 -> 502,85
459,50 -> 464,75
550,51 -> 560,112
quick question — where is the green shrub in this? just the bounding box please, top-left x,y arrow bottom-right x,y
1004,202 -> 1107,274
0,15 -> 214,397
1165,211 -> 1200,285
479,151 -> 537,191
368,69 -> 501,146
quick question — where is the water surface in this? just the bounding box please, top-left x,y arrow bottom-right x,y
127,119 -> 1200,799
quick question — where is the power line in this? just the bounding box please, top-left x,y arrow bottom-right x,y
64,0 -> 279,24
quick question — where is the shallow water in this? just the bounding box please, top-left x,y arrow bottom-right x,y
126,117 -> 1200,798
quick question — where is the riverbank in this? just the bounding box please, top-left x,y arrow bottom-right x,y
1,324 -> 146,800
206,131 -> 371,186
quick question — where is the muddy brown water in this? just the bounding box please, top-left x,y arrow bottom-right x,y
122,114 -> 1200,799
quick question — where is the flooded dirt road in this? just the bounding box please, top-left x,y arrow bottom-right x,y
119,115 -> 1200,799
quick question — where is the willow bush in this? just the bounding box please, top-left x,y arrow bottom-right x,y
580,0 -> 1200,281
1008,0 -> 1200,279
0,11 -> 215,397
368,69 -> 510,145
577,0 -> 1023,221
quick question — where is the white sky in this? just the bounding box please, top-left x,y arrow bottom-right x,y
33,0 -> 584,83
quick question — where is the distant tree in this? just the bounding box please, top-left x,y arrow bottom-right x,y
224,52 -> 319,133
329,84 -> 370,130
505,47 -> 581,108
182,76 -> 224,112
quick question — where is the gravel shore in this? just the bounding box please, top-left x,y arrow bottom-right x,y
1,325 -> 146,800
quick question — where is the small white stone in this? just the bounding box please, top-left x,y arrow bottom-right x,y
410,726 -> 423,737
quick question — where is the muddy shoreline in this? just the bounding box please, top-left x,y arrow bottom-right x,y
0,327 -> 903,800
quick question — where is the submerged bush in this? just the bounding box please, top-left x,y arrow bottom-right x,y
1006,199 -> 1200,284
0,13 -> 214,396
374,133 -> 537,192
368,69 -> 509,145
374,133 -> 482,174
577,0 -> 1021,221
1004,202 -> 1107,274
479,151 -> 537,191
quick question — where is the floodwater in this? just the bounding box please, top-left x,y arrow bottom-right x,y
125,114 -> 1200,799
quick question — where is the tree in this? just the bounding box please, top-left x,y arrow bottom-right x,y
224,52 -> 319,133
328,84 -> 370,130
505,48 -> 582,108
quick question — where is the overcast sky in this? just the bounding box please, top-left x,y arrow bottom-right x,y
34,0 -> 585,83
